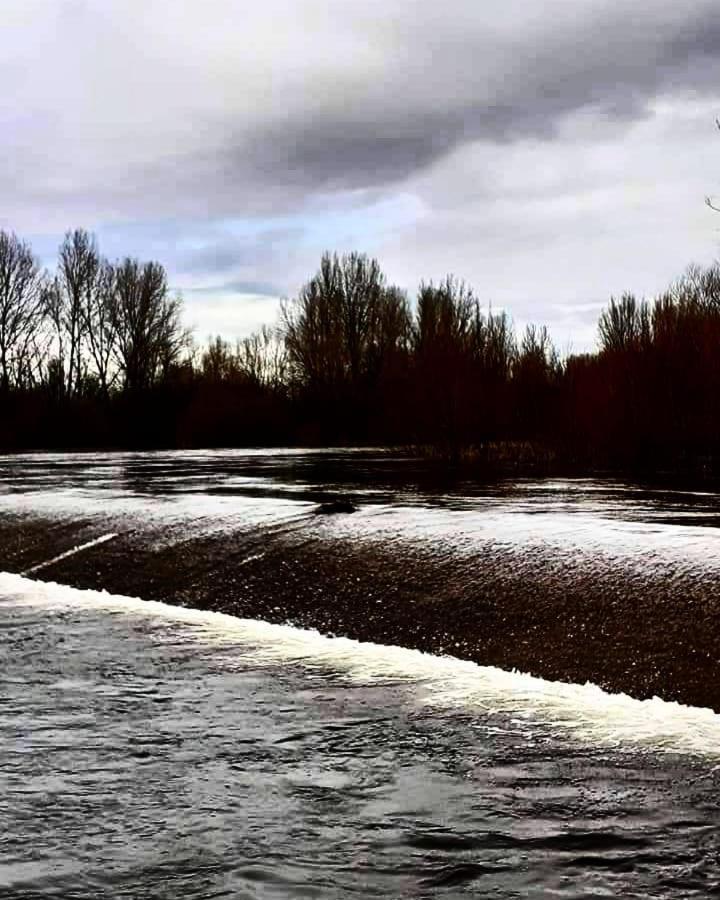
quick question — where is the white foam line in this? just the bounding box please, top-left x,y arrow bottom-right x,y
2,570 -> 720,758
240,552 -> 266,566
21,533 -> 118,576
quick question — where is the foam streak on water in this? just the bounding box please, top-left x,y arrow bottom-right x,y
3,572 -> 720,756
21,533 -> 119,576
3,573 -> 720,898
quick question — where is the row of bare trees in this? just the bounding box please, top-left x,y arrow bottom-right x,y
278,253 -> 558,446
201,250 -> 720,468
583,265 -> 720,465
280,255 -> 526,393
0,229 -> 188,398
200,327 -> 288,389
5,234 -> 720,473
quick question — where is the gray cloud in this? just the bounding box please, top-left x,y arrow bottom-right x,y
177,227 -> 303,277
183,279 -> 283,298
149,2 -> 720,207
2,1 -> 720,350
254,3 -> 720,193
3,0 -> 720,226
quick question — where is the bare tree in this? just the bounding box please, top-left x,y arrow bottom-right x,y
598,293 -> 649,354
111,258 -> 188,392
519,324 -> 556,368
201,335 -> 237,383
366,285 -> 411,380
282,251 -> 404,391
338,252 -> 385,383
237,325 -> 288,388
79,260 -> 118,397
282,254 -> 344,390
55,229 -> 101,397
705,119 -> 720,212
20,325 -> 54,391
413,276 -> 478,357
0,231 -> 46,392
483,309 -> 516,380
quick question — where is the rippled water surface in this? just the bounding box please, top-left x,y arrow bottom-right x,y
2,450 -> 720,897
2,576 -> 720,899
2,448 -> 720,561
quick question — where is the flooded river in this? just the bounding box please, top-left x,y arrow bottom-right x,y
2,450 -> 720,896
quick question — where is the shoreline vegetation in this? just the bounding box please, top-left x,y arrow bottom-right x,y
2,228 -> 720,479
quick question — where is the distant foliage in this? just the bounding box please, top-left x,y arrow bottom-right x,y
2,228 -> 720,475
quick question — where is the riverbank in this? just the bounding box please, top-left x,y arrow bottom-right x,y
2,507 -> 719,712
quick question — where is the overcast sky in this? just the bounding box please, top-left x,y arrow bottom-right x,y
3,0 -> 720,350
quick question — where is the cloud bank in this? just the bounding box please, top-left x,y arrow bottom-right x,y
2,0 -> 720,347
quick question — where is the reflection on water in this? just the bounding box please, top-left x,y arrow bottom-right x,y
2,447 -> 720,537
1,448 -> 720,580
2,575 -> 720,899
3,450 -> 720,897
3,447 -> 720,516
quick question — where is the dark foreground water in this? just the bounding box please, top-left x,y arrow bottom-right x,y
2,450 -> 720,897
2,575 -> 720,899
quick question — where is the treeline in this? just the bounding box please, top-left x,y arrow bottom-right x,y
1,227 -> 720,475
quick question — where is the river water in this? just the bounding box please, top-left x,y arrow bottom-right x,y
1,448 -> 720,566
2,450 -> 720,897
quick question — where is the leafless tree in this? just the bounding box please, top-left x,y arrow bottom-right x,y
414,276 -> 478,356
201,335 -> 237,383
519,324 -> 556,368
366,285 -> 411,379
282,252 -> 406,391
0,231 -> 46,392
483,310 -> 516,380
55,229 -> 101,396
705,119 -> 720,212
79,260 -> 118,397
598,293 -> 650,354
111,258 -> 188,392
237,326 -> 288,388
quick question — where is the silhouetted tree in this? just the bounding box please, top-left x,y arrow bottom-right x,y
598,293 -> 649,354
201,336 -> 238,383
237,326 -> 288,389
5,227 -> 720,476
0,231 -> 45,392
111,259 -> 188,393
513,324 -> 559,439
54,229 -> 101,397
80,260 -> 118,398
412,277 -> 481,448
282,252 -> 409,437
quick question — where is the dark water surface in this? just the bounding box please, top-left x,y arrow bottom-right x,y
2,450 -> 720,897
2,576 -> 720,899
3,446 -> 720,513
2,449 -> 719,584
